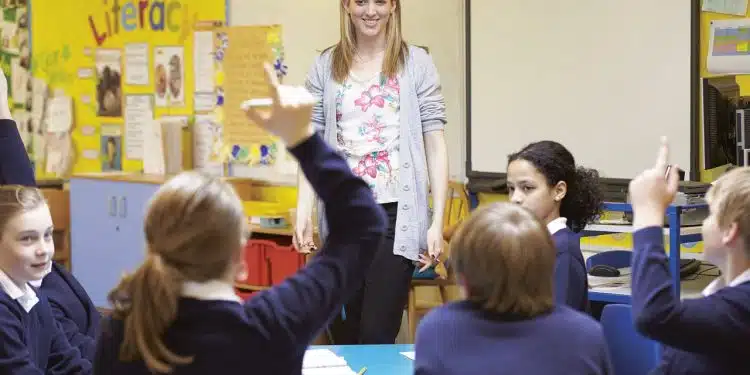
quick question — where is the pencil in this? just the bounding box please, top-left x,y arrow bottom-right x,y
357,367 -> 367,375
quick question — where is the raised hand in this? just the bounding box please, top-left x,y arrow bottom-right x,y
629,137 -> 680,229
244,63 -> 316,147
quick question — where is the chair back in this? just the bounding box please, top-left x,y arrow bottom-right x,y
600,304 -> 659,375
586,250 -> 632,270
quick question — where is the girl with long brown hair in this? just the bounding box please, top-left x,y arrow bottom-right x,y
296,0 -> 449,344
93,65 -> 387,375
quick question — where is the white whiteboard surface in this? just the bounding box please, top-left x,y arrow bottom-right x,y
229,0 -> 466,179
468,0 -> 694,179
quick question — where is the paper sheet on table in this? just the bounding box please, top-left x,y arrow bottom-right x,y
401,351 -> 415,360
302,349 -> 348,368
302,367 -> 357,375
702,0 -> 748,16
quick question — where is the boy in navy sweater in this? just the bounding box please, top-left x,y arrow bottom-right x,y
93,64 -> 386,375
31,262 -> 100,360
0,186 -> 91,374
507,141 -> 603,312
414,202 -> 612,375
630,138 -> 750,375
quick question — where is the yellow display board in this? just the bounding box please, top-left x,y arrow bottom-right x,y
31,0 -> 226,176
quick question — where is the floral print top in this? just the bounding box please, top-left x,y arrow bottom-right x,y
335,72 -> 401,204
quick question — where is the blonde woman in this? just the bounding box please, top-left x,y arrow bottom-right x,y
295,0 -> 449,344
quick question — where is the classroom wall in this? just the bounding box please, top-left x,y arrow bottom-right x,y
228,0 -> 466,180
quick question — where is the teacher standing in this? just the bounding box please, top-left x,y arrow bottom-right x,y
295,0 -> 449,344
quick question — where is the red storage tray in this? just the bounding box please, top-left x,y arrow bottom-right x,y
242,240 -> 276,286
266,244 -> 306,285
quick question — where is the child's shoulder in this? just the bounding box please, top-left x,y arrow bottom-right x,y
419,301 -> 474,327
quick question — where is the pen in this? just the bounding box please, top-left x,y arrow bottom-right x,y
357,367 -> 367,375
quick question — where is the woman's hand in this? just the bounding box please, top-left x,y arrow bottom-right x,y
293,216 -> 316,253
426,223 -> 443,260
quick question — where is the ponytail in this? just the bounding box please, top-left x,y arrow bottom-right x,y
561,166 -> 603,233
108,252 -> 193,374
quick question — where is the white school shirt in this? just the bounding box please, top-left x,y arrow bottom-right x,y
547,217 -> 568,235
0,270 -> 39,312
335,72 -> 401,204
702,268 -> 750,296
182,279 -> 241,303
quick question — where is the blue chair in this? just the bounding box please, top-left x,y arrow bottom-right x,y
600,304 -> 660,375
586,250 -> 632,270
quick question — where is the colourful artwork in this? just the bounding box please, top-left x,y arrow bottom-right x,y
711,26 -> 750,56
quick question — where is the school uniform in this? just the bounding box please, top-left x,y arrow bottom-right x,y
631,227 -> 750,375
38,262 -> 100,360
414,300 -> 612,375
548,217 -> 589,312
0,118 -> 35,186
93,133 -> 387,375
0,270 -> 92,374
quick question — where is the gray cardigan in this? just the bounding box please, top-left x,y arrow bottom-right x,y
304,45 -> 447,261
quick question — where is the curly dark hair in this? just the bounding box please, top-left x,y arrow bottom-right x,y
508,140 -> 603,233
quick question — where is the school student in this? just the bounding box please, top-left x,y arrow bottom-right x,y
0,68 -> 35,187
31,261 -> 100,360
629,139 -> 750,375
0,185 -> 92,374
414,202 -> 612,375
506,141 -> 603,312
92,64 -> 387,375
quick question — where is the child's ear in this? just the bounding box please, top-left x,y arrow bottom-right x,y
722,222 -> 740,247
553,181 -> 567,202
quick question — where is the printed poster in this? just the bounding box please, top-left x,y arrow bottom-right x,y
154,46 -> 185,107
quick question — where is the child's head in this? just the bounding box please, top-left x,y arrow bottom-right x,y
0,186 -> 53,287
507,140 -> 603,232
450,202 -> 555,318
109,172 -> 247,374
702,167 -> 750,266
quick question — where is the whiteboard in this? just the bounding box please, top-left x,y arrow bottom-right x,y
467,0 -> 698,179
229,0 -> 467,179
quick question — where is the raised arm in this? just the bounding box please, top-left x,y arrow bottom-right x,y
242,63 -> 386,351
631,227 -> 750,355
0,69 -> 35,187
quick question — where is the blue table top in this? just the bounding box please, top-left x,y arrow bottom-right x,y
310,344 -> 415,374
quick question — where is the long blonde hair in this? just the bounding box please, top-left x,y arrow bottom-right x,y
331,0 -> 408,82
108,172 -> 246,374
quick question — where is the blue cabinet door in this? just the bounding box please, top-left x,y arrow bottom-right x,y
70,179 -> 158,307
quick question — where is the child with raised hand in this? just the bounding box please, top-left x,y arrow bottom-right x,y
0,185 -> 91,374
414,202 -> 612,375
506,140 -> 603,312
629,138 -> 750,375
93,63 -> 387,375
0,67 -> 35,186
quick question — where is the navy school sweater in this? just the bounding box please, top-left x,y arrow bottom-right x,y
414,301 -> 612,375
552,228 -> 589,312
41,262 -> 101,361
93,133 -> 387,375
0,287 -> 92,374
0,119 -> 35,186
631,227 -> 750,375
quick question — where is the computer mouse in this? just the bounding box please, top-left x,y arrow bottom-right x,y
588,264 -> 621,277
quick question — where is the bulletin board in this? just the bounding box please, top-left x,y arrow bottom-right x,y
30,0 -> 226,175
0,2 -> 33,161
